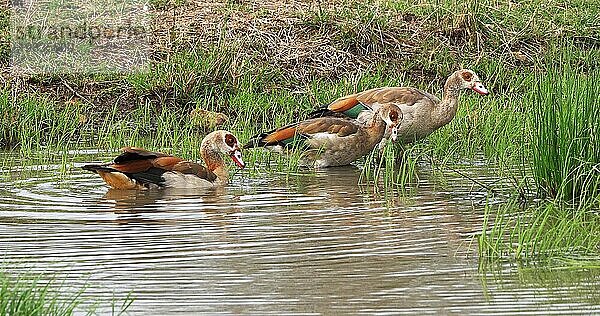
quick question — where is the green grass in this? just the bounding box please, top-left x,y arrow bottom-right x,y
1,39 -> 596,178
0,270 -> 132,316
0,41 -> 595,181
438,60 -> 600,263
477,47 -> 600,262
529,57 -> 600,203
478,199 -> 600,260
0,91 -> 85,150
360,142 -> 423,193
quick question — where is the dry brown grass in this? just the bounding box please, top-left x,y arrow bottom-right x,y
1,0 -> 598,113
151,1 -> 415,81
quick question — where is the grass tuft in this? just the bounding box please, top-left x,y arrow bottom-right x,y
529,51 -> 600,203
478,200 -> 600,260
0,91 -> 85,150
0,269 -> 132,316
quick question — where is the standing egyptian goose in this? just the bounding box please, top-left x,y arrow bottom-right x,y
82,130 -> 245,189
244,103 -> 402,168
310,69 -> 489,144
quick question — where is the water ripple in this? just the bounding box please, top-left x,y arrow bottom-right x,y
0,152 -> 599,314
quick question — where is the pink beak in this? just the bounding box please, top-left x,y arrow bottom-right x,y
230,149 -> 245,169
472,82 -> 489,95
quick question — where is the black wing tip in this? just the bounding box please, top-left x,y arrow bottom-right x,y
127,167 -> 167,187
243,133 -> 269,149
307,108 -> 334,118
81,164 -> 114,173
113,149 -> 159,164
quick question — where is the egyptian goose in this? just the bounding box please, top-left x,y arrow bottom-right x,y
310,69 -> 489,144
244,103 -> 402,168
82,130 -> 245,189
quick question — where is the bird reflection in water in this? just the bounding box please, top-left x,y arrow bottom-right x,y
100,186 -> 232,216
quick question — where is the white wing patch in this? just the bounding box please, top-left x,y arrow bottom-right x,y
310,132 -> 342,140
265,145 -> 285,153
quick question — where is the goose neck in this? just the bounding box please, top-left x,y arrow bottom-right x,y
201,141 -> 228,183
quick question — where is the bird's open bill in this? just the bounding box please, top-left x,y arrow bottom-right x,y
230,149 -> 245,169
390,126 -> 398,142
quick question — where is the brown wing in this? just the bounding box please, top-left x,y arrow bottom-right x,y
112,155 -> 216,185
355,87 -> 434,107
245,117 -> 359,148
328,87 -> 437,108
313,87 -> 433,120
83,147 -> 216,188
297,117 -> 359,137
110,150 -> 180,174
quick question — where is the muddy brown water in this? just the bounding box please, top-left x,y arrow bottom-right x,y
0,150 -> 599,314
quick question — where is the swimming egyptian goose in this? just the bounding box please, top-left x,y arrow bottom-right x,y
82,130 -> 245,189
244,103 -> 402,168
310,69 -> 489,144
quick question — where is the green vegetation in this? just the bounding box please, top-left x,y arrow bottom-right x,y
530,60 -> 600,203
477,59 -> 600,262
479,201 -> 600,260
0,270 -> 132,315
0,0 -> 599,263
0,91 -> 85,150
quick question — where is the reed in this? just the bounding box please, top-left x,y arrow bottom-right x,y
529,56 -> 600,204
478,47 -> 600,261
360,142 -> 421,194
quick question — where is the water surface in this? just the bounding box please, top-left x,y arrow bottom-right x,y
0,150 -> 599,314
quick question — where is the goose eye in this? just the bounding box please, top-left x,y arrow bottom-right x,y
389,110 -> 398,122
224,134 -> 237,147
461,71 -> 473,82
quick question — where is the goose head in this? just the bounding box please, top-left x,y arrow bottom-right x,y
456,69 -> 489,95
202,130 -> 245,169
377,103 -> 403,142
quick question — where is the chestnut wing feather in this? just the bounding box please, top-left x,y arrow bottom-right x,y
110,149 -> 178,174
327,96 -> 360,112
297,117 -> 359,137
245,117 -> 359,149
244,122 -> 305,148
